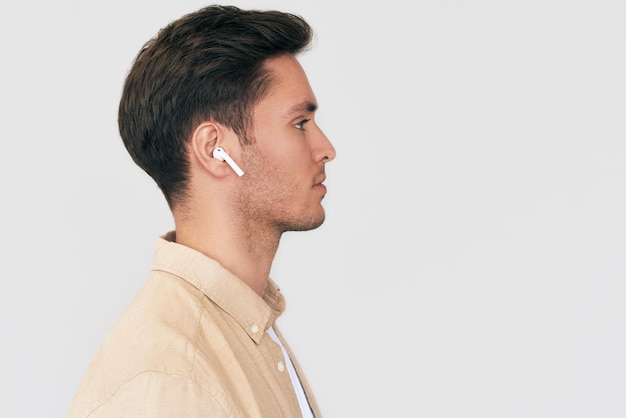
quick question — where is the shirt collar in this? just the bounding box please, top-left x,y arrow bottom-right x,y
152,232 -> 285,344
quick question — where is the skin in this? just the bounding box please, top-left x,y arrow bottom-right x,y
174,54 -> 336,296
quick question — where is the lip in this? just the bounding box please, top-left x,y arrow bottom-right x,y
313,174 -> 326,186
313,183 -> 327,194
313,175 -> 327,193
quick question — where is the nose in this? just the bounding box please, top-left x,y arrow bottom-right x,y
315,127 -> 336,163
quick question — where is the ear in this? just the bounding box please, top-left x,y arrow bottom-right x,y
190,122 -> 238,178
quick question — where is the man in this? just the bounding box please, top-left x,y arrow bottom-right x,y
67,5 -> 335,417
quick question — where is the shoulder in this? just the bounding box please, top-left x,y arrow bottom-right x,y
68,370 -> 242,418
104,270 -> 207,372
68,271 -> 219,417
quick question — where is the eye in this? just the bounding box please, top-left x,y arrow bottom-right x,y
294,119 -> 310,131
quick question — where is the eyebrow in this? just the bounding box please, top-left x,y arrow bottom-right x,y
284,100 -> 318,119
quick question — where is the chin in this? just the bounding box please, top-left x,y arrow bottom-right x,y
281,210 -> 326,232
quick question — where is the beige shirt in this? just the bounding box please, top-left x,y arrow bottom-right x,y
67,235 -> 320,417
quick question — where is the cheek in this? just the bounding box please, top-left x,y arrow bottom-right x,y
276,140 -> 313,168
243,138 -> 313,187
242,148 -> 288,193
259,146 -> 306,174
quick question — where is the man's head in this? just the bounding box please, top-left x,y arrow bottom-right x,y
118,5 -> 313,209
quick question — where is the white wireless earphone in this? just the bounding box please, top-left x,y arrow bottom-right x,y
213,147 -> 244,177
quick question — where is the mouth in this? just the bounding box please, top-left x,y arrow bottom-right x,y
313,174 -> 327,194
313,173 -> 326,188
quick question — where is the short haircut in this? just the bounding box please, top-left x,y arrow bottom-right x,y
118,5 -> 313,208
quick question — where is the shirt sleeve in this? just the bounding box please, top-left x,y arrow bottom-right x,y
87,371 -> 240,418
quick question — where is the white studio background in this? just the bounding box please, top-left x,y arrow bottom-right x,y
1,1 -> 624,417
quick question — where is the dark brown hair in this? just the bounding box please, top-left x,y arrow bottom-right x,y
118,5 -> 313,208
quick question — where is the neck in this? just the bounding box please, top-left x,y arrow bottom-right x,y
173,211 -> 281,297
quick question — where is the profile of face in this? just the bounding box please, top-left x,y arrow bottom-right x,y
238,54 -> 336,233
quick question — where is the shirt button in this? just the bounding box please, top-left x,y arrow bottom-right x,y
251,325 -> 259,334
277,361 -> 285,372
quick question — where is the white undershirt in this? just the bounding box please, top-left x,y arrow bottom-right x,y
267,327 -> 314,418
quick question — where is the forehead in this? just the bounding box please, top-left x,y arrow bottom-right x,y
257,55 -> 317,117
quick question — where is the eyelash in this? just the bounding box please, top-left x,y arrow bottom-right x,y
294,119 -> 310,131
